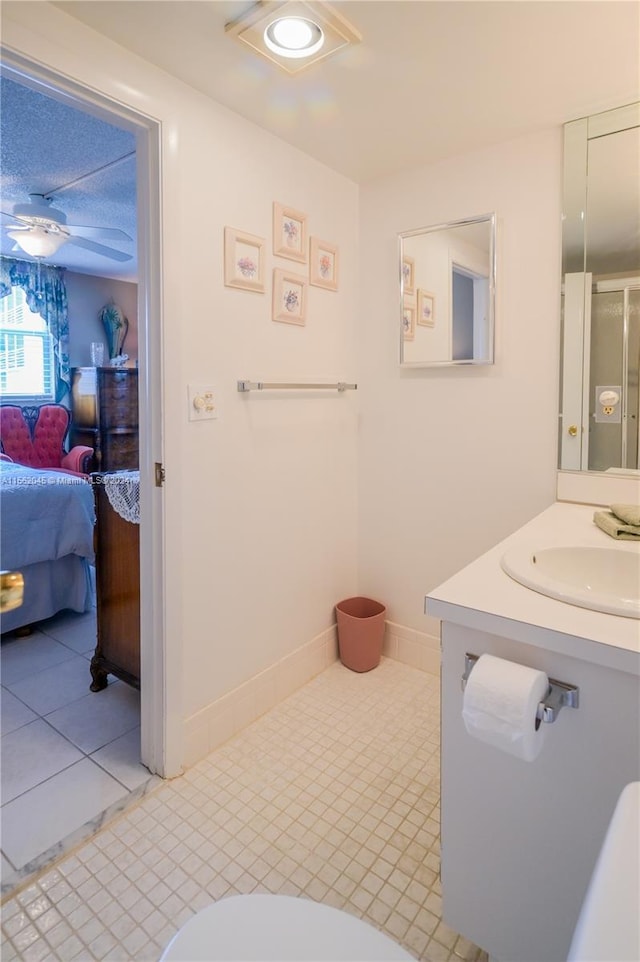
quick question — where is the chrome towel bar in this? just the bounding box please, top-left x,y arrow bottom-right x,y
237,380 -> 357,393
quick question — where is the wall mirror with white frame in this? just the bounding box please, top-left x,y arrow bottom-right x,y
398,213 -> 495,368
559,102 -> 640,477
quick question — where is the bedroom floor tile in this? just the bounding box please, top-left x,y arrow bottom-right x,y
1,719 -> 83,805
38,609 -> 97,655
1,608 -> 151,899
1,758 -> 131,871
0,633 -> 77,686
0,855 -> 14,886
0,689 -> 38,735
45,682 -> 141,754
5,654 -> 95,716
90,727 -> 150,791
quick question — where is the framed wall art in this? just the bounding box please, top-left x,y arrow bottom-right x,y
402,255 -> 415,295
309,237 -> 338,291
224,227 -> 265,292
417,289 -> 435,327
273,268 -> 307,326
402,297 -> 416,340
273,202 -> 307,263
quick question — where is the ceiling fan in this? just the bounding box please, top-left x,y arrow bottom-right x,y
1,193 -> 133,262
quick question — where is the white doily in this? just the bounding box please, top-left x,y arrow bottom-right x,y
103,470 -> 140,524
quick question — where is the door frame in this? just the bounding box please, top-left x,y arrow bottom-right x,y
0,50 -> 177,777
560,272 -> 592,471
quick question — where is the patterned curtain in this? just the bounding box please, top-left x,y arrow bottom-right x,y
0,256 -> 70,401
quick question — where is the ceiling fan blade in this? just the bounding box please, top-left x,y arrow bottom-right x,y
66,224 -> 133,242
67,235 -> 132,262
1,211 -> 32,225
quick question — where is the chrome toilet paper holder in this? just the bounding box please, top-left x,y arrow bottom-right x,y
462,653 -> 580,725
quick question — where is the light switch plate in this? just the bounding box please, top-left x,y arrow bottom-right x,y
188,384 -> 218,421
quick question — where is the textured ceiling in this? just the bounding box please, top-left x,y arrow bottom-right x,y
0,75 -> 137,280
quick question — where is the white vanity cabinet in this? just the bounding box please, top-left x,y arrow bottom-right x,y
427,503 -> 640,962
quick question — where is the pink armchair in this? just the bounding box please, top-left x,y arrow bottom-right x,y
0,404 -> 94,476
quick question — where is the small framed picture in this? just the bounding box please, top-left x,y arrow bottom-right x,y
417,289 -> 435,327
402,255 -> 415,295
309,237 -> 338,291
273,268 -> 307,325
273,202 -> 307,263
224,227 -> 265,292
402,296 -> 416,340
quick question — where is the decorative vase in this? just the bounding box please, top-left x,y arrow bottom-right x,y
99,299 -> 129,359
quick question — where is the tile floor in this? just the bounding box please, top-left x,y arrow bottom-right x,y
1,657 -> 488,962
1,608 -> 153,894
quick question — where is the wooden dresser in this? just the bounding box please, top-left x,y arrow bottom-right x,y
90,472 -> 140,692
71,367 -> 139,471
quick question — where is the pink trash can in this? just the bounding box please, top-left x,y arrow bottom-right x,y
335,597 -> 386,672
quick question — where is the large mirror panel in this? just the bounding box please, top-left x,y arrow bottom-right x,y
559,102 -> 640,474
399,213 -> 495,367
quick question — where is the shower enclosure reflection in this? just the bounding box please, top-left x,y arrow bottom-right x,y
588,284 -> 639,471
560,103 -> 640,473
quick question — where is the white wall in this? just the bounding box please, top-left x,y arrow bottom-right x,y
358,131 -> 562,640
170,84 -> 359,720
67,272 -> 138,367
4,4 -> 565,767
3,4 -> 359,743
403,231 -> 452,363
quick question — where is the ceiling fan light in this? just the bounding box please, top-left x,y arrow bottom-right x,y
264,17 -> 324,58
8,226 -> 69,258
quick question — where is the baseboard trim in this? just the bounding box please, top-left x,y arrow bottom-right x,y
183,619 -> 441,769
383,619 -> 441,676
183,625 -> 339,768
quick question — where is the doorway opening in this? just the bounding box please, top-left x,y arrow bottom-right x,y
451,263 -> 489,362
0,52 -> 167,894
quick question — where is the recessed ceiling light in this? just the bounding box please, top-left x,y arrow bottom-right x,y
226,1 -> 361,75
264,17 -> 324,59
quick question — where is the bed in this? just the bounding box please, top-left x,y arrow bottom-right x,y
0,460 -> 96,633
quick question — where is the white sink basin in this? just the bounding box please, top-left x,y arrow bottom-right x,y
500,545 -> 640,619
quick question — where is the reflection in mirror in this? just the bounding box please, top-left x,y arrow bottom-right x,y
559,103 -> 640,475
399,214 -> 495,367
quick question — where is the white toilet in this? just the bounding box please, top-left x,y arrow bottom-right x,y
161,781 -> 640,962
567,781 -> 639,962
160,893 -> 415,961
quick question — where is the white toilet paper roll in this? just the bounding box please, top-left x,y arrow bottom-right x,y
462,654 -> 549,761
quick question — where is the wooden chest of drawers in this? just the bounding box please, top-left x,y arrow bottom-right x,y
71,367 -> 139,471
90,472 -> 140,692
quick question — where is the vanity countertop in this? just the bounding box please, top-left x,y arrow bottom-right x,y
426,501 -> 640,675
